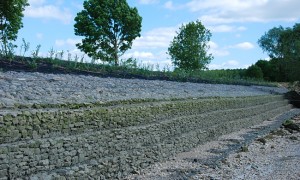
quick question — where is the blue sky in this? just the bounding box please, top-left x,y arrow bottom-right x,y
15,0 -> 300,70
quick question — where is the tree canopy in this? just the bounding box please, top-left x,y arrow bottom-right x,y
74,0 -> 142,66
258,23 -> 300,60
257,23 -> 300,82
0,0 -> 29,55
168,20 -> 213,70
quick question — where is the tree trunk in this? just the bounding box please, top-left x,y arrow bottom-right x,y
114,54 -> 119,66
113,39 -> 119,66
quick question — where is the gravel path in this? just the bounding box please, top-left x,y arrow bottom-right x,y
126,110 -> 300,180
0,71 -> 288,107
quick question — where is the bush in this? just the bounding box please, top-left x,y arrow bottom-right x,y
245,65 -> 263,79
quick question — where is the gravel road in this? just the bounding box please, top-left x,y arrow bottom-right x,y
0,71 -> 288,107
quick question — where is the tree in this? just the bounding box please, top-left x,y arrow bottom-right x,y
258,24 -> 300,60
0,0 -> 29,56
258,23 -> 300,82
168,20 -> 213,70
279,23 -> 300,60
257,26 -> 284,59
255,60 -> 272,80
245,65 -> 263,79
74,0 -> 142,66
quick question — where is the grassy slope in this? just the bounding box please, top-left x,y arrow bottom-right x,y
0,56 -> 277,87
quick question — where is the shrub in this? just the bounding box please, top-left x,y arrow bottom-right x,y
245,65 -> 263,79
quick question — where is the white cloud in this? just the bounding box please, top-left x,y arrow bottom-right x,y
25,1 -> 72,24
122,50 -> 172,70
164,1 -> 185,10
210,49 -> 230,57
237,26 -> 247,31
208,41 -> 218,49
164,1 -> 174,9
185,0 -> 300,24
28,0 -> 45,6
138,0 -> 159,4
132,26 -> 177,49
209,60 -> 249,69
36,33 -> 43,40
71,2 -> 83,10
123,51 -> 155,59
55,38 -> 81,48
231,42 -> 255,50
208,41 -> 230,57
207,25 -> 247,33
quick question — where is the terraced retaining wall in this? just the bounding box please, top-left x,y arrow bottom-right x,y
0,95 -> 291,179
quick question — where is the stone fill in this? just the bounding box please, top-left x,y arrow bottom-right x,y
0,94 -> 291,179
0,71 -> 288,108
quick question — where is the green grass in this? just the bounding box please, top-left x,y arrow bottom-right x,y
0,49 -> 277,87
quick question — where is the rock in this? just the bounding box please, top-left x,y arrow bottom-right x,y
285,90 -> 300,108
90,159 -> 98,166
270,129 -> 287,136
256,138 -> 267,145
285,123 -> 300,131
240,146 -> 249,152
289,136 -> 298,140
39,159 -> 49,166
235,154 -> 241,159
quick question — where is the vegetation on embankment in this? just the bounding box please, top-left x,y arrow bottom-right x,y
0,55 -> 277,87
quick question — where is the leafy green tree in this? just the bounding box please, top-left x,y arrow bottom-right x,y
255,60 -> 272,80
258,24 -> 300,60
245,65 -> 263,79
168,20 -> 213,70
279,23 -> 300,60
258,23 -> 300,82
74,0 -> 142,66
0,0 -> 29,56
257,26 -> 284,59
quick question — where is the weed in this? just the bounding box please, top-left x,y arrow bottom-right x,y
48,47 -> 55,59
27,59 -> 37,69
20,38 -> 30,57
74,54 -> 79,63
56,50 -> 64,60
7,42 -> 17,61
283,120 -> 294,126
240,145 -> 249,152
80,54 -> 85,63
31,44 -> 41,59
27,44 -> 41,70
67,50 -> 72,61
0,38 -> 278,87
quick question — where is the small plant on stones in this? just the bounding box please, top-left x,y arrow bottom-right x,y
282,119 -> 300,131
240,145 -> 249,152
31,44 -> 41,59
6,42 -> 17,61
20,38 -> 30,58
48,47 -> 55,59
28,44 -> 41,69
283,119 -> 294,126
